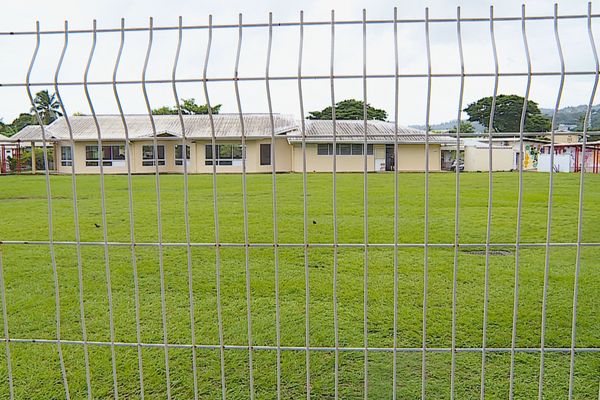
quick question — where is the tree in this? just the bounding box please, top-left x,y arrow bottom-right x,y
449,121 -> 475,133
0,113 -> 37,137
151,98 -> 221,115
307,99 -> 387,121
575,110 -> 600,132
464,94 -> 551,133
31,90 -> 63,125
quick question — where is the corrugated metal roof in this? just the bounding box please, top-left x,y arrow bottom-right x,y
306,119 -> 425,136
12,114 -> 298,142
286,120 -> 455,144
286,134 -> 455,144
10,115 -> 455,145
9,125 -> 51,141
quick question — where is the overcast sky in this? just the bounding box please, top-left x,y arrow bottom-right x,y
1,0 -> 599,127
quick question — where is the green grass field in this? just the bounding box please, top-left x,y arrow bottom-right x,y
0,172 -> 599,399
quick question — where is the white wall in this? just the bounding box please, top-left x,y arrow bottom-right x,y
464,146 -> 514,172
537,153 -> 572,173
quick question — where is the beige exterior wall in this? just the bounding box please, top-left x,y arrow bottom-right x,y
292,143 -> 441,172
464,146 -> 514,172
292,143 -> 378,172
549,133 -> 578,144
396,144 -> 441,171
57,140 -> 184,174
55,140 -> 442,174
56,138 -> 293,174
195,138 -> 292,173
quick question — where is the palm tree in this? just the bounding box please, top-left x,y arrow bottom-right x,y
31,90 -> 63,125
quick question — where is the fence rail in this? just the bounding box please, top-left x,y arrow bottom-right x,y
0,3 -> 599,400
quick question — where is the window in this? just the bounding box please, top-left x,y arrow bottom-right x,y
142,145 -> 165,166
337,144 -> 352,155
205,144 -> 244,166
61,146 -> 72,167
317,144 -> 331,155
316,143 -> 373,156
85,145 -> 126,166
260,143 -> 271,166
175,144 -> 190,166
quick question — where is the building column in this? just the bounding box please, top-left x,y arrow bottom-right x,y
31,141 -> 36,174
54,143 -> 59,171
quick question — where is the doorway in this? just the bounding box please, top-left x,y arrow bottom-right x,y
385,144 -> 395,171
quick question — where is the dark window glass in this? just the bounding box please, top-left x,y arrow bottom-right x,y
112,145 -> 126,160
260,143 -> 271,165
351,144 -> 363,155
336,144 -> 352,155
205,144 -> 244,165
102,146 -> 112,160
61,146 -> 72,166
85,145 -> 99,166
317,144 -> 330,155
175,145 -> 190,165
232,145 -> 243,159
142,145 -> 165,166
219,144 -> 232,159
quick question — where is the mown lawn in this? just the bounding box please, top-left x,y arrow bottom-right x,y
0,172 -> 598,399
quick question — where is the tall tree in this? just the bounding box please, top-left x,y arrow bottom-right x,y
307,99 -> 387,121
151,98 -> 221,115
464,94 -> 551,132
31,90 -> 63,125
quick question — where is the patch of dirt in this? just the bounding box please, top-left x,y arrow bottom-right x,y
462,249 -> 513,256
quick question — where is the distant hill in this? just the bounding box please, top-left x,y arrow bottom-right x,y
540,104 -> 600,127
540,104 -> 600,131
409,120 -> 485,132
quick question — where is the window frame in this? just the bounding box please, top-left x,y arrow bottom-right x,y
60,145 -> 73,167
142,145 -> 166,166
316,143 -> 373,156
174,144 -> 191,166
85,144 -> 126,167
205,143 -> 245,166
260,143 -> 271,166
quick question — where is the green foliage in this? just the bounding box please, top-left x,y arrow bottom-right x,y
464,94 -> 551,132
0,90 -> 63,137
0,113 -> 36,137
31,90 -> 63,125
308,99 -> 387,121
576,109 -> 600,132
151,106 -> 175,115
6,147 -> 53,172
449,121 -> 475,133
151,98 -> 221,115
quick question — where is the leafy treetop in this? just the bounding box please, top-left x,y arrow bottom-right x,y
307,99 -> 387,121
152,98 -> 221,115
463,94 -> 551,133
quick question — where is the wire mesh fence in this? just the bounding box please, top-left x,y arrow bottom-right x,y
0,3 -> 599,399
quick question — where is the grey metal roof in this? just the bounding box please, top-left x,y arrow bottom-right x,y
13,114 -> 298,142
9,125 -> 56,142
11,115 -> 455,145
286,120 -> 455,144
9,125 -> 52,141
